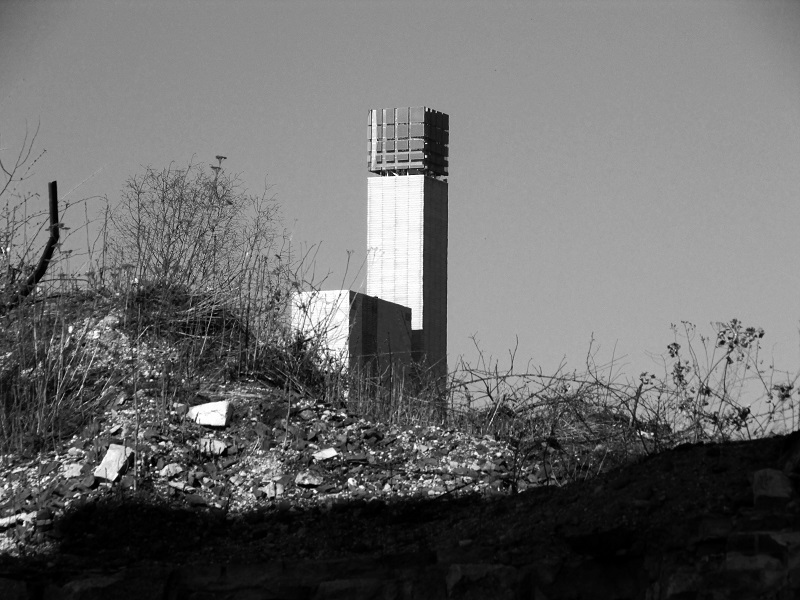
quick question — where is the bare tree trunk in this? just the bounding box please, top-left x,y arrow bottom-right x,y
1,181 -> 59,313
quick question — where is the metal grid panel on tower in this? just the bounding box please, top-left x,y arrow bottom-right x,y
367,107 -> 449,177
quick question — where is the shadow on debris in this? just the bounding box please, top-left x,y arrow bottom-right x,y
2,483 -> 561,577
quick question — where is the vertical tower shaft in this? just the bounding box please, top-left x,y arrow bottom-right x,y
366,107 -> 449,376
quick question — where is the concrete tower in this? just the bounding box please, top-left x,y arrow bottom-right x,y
366,107 -> 449,377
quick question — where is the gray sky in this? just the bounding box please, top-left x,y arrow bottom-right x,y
1,0 -> 799,380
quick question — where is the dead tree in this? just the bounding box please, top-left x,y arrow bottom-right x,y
1,180 -> 59,313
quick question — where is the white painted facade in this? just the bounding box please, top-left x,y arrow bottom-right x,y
290,290 -> 352,364
291,289 -> 413,371
366,175 -> 448,372
367,176 -> 425,330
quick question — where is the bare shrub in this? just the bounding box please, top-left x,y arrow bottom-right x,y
102,160 -> 309,380
0,128 -> 119,455
635,319 -> 797,441
1,124 -> 47,300
445,321 -> 798,492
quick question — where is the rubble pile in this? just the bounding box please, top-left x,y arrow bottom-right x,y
0,430 -> 798,599
0,381 -> 553,554
1,312 -> 800,598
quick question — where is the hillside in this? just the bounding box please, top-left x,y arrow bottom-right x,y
0,300 -> 799,598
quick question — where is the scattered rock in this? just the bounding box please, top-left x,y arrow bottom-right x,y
297,409 -> 316,421
0,512 -> 34,530
295,471 -> 323,487
80,474 -> 98,490
168,481 -> 194,493
35,508 -> 53,531
3,375 -> 799,600
313,448 -> 338,461
93,444 -> 134,482
160,463 -> 184,478
63,463 -> 83,479
258,481 -> 285,499
187,400 -> 233,427
200,437 -> 227,456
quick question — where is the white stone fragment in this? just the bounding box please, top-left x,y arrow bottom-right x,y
93,444 -> 134,482
313,447 -> 339,461
187,400 -> 233,427
200,437 -> 227,456
259,481 -> 285,498
160,463 -> 183,478
0,512 -> 35,529
295,471 -> 323,487
168,481 -> 195,493
63,463 -> 83,479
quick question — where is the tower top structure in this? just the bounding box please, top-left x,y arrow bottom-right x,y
368,107 -> 449,179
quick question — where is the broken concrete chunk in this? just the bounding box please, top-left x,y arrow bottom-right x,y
93,444 -> 133,481
258,481 -> 285,499
297,409 -> 316,421
160,463 -> 184,478
0,512 -> 35,529
93,444 -> 134,482
295,471 -> 323,487
200,437 -> 228,456
313,447 -> 339,461
187,400 -> 232,427
753,468 -> 794,508
63,463 -> 83,479
168,481 -> 194,493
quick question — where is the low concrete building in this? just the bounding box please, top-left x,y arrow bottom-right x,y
291,289 -> 412,374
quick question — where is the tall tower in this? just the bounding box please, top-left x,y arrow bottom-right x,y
366,107 -> 449,377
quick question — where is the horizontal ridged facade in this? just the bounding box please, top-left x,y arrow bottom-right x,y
367,175 -> 448,373
367,176 -> 425,329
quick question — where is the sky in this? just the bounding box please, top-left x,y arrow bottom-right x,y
1,0 -> 799,385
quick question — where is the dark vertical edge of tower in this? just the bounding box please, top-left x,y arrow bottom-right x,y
422,176 -> 448,381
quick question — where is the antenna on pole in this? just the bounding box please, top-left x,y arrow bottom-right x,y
210,155 -> 230,203
210,155 -> 226,177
